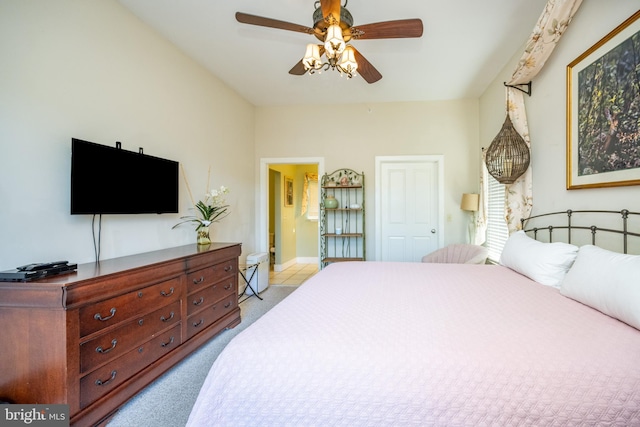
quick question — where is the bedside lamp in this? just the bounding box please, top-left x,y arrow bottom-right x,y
460,193 -> 479,244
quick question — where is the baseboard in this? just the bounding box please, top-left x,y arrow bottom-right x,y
273,257 -> 319,272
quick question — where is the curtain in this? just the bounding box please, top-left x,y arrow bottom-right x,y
504,88 -> 533,232
301,173 -> 318,219
503,0 -> 583,232
474,149 -> 488,245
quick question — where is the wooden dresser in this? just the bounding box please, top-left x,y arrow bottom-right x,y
0,243 -> 241,426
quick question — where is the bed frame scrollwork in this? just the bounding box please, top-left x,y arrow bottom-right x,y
520,209 -> 640,254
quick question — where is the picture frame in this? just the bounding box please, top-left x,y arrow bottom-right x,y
284,176 -> 293,207
567,10 -> 640,190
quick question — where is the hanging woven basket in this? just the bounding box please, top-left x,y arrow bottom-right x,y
485,115 -> 530,184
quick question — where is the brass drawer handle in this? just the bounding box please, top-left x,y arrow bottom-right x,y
224,283 -> 232,291
160,287 -> 175,297
160,312 -> 175,322
193,276 -> 205,284
193,297 -> 204,306
95,370 -> 117,386
161,336 -> 175,348
224,265 -> 233,272
94,308 -> 116,322
224,302 -> 231,309
193,319 -> 204,328
96,339 -> 117,354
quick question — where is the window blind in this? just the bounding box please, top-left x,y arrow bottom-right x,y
486,172 -> 509,262
307,180 -> 319,220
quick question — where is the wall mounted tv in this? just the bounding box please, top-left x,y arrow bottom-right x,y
71,138 -> 179,215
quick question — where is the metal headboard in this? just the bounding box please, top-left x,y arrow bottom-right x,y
520,209 -> 640,254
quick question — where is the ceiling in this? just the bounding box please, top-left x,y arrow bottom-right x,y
117,0 -> 549,107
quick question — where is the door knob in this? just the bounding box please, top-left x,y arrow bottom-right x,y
431,229 -> 436,233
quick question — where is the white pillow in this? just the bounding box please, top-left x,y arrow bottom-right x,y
499,230 -> 579,288
560,245 -> 640,330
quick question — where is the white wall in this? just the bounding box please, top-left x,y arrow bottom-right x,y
480,1 -> 640,217
0,0 -> 255,270
6,0 -> 633,272
255,100 -> 481,258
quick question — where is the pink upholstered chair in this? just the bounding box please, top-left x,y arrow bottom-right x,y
421,244 -> 488,265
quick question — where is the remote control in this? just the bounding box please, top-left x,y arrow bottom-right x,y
16,261 -> 69,272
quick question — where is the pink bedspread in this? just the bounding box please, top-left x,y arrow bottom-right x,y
187,262 -> 640,426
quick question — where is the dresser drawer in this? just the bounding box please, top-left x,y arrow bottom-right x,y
187,260 -> 236,293
187,278 -> 236,316
80,300 -> 181,374
79,324 -> 181,409
187,294 -> 237,340
79,277 -> 181,337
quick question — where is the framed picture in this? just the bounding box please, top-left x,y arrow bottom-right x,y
567,10 -> 640,189
284,176 -> 293,207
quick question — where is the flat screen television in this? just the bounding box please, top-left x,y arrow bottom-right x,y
71,138 -> 179,215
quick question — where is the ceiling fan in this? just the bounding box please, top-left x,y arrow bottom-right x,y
236,0 -> 423,84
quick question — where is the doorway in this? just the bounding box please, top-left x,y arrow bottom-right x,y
258,158 -> 325,272
375,155 -> 444,262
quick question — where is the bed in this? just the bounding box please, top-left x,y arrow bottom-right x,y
187,210 -> 640,426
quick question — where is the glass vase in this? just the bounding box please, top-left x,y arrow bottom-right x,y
197,225 -> 211,245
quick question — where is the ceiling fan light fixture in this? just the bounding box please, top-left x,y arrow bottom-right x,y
303,43 -> 322,70
236,1 -> 423,84
339,46 -> 358,76
324,24 -> 345,58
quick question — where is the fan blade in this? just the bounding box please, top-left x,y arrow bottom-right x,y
289,61 -> 307,76
236,12 -> 314,35
352,47 -> 382,84
320,0 -> 341,22
350,19 -> 423,40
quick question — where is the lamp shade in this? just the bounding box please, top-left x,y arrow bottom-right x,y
460,193 -> 479,211
324,24 -> 345,58
485,115 -> 530,184
302,44 -> 321,70
339,46 -> 358,75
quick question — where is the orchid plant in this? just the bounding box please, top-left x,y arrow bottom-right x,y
173,166 -> 230,234
173,186 -> 230,231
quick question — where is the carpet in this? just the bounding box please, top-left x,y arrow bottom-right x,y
106,284 -> 298,427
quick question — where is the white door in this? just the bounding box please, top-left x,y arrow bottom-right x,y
375,156 -> 444,262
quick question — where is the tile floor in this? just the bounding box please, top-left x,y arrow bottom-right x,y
269,263 -> 318,286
